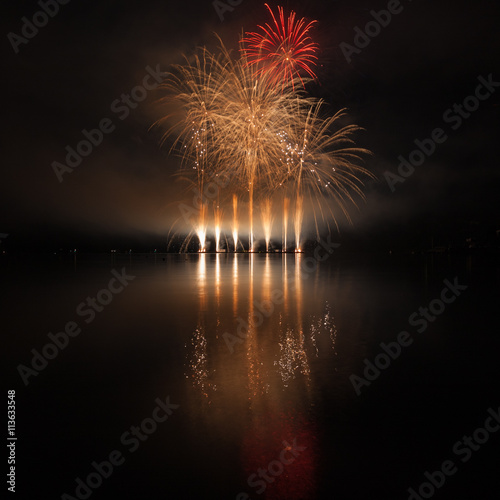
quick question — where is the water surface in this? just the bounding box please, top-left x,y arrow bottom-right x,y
3,252 -> 499,499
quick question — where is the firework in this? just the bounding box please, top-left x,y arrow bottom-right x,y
260,199 -> 274,252
232,194 -> 239,251
277,105 -> 373,235
294,195 -> 303,251
214,203 -> 222,252
157,24 -> 372,252
241,3 -> 318,89
197,203 -> 208,252
158,41 -> 310,249
283,197 -> 290,252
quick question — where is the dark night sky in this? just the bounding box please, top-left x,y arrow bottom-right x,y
1,0 -> 499,251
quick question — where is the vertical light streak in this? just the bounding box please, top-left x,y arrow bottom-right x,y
232,194 -> 239,252
283,197 -> 290,252
294,195 -> 303,252
260,199 -> 273,252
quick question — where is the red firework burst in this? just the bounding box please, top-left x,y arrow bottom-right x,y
241,3 -> 318,89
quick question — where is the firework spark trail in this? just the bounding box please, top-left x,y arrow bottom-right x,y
260,199 -> 274,252
283,197 -> 290,252
294,196 -> 303,251
249,181 -> 254,251
214,203 -> 222,252
197,203 -> 208,252
232,194 -> 239,251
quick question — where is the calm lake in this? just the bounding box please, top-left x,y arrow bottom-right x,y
3,251 -> 499,499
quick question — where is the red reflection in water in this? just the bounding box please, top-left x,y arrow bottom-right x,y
241,407 -> 317,499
